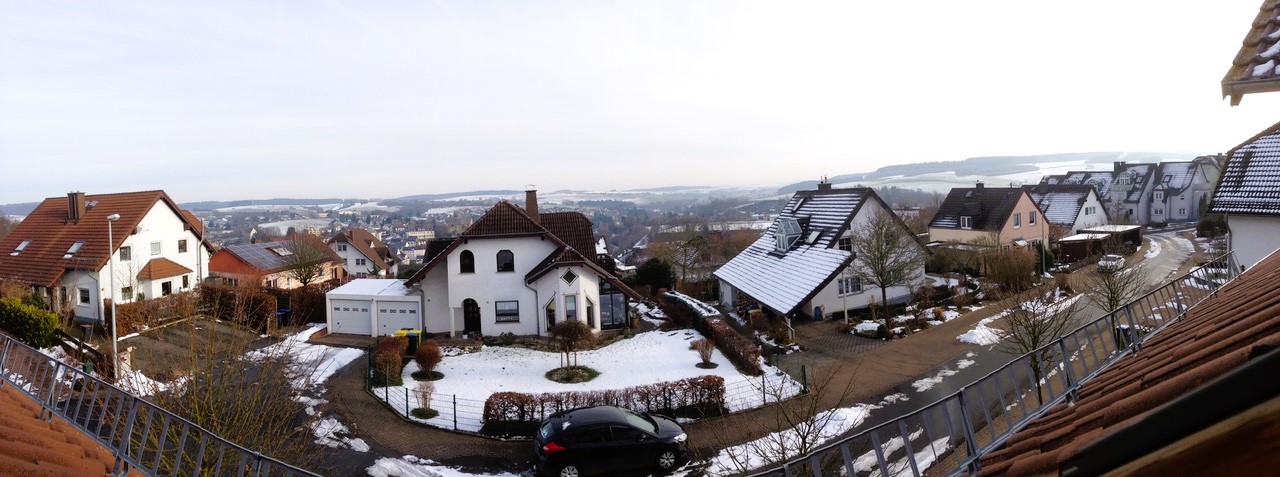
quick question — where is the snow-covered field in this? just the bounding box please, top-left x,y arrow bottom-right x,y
375,329 -> 802,432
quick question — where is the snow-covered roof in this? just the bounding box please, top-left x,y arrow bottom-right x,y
1023,184 -> 1094,226
328,278 -> 414,297
1080,225 -> 1142,233
1153,162 -> 1195,193
714,187 -> 868,315
1210,120 -> 1280,216
1059,233 -> 1110,242
1048,171 -> 1114,201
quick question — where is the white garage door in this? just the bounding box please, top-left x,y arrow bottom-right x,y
378,301 -> 421,336
330,299 -> 373,335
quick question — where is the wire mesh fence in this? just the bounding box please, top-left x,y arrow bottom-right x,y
0,334 -> 320,477
748,252 -> 1239,477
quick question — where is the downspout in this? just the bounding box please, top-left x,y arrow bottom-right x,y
524,279 -> 540,338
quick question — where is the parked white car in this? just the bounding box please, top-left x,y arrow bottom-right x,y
1098,254 -> 1126,272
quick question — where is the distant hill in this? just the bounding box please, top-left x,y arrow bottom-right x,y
392,190 -> 522,202
0,202 -> 39,217
182,198 -> 350,211
624,185 -> 712,192
778,152 -> 1198,194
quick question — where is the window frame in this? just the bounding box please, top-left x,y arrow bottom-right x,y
960,216 -> 973,229
459,250 -> 475,274
496,250 -> 514,272
119,246 -> 132,261
564,295 -> 577,321
356,258 -> 367,266
838,237 -> 852,252
1013,213 -> 1021,229
150,241 -> 162,256
837,276 -> 862,296
1029,212 -> 1036,225
495,300 -> 520,322
178,239 -> 188,253
78,288 -> 90,305
121,286 -> 133,301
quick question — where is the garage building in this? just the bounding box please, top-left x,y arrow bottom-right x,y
325,279 -> 422,337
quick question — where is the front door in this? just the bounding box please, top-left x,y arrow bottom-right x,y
463,299 -> 481,334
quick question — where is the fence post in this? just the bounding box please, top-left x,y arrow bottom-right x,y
453,395 -> 458,430
801,365 -> 808,394
762,375 -> 767,403
956,389 -> 981,473
114,395 -> 140,476
405,388 -> 410,416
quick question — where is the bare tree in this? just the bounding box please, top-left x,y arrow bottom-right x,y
0,214 -> 17,241
847,209 -> 927,311
993,284 -> 1081,405
1076,264 -> 1152,314
281,234 -> 333,286
708,364 -> 858,475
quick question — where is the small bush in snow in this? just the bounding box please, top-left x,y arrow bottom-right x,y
691,338 -> 716,367
373,336 -> 408,387
412,340 -> 444,380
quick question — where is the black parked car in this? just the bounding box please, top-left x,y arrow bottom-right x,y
533,405 -> 688,477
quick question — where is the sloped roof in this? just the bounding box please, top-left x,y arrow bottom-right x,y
136,257 -> 193,281
1152,161 -> 1196,194
219,238 -> 343,274
1117,163 -> 1156,203
1047,171 -> 1115,201
0,384 -> 130,476
1223,0 -> 1280,105
0,191 -> 206,287
929,186 -> 1028,231
1209,120 -> 1280,216
1022,184 -> 1096,226
404,200 -> 631,295
329,228 -> 397,270
714,188 -> 872,315
976,249 -> 1280,476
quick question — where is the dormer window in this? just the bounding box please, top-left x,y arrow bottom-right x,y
775,218 -> 802,252
960,216 -> 973,229
11,240 -> 30,256
63,241 -> 85,259
268,246 -> 292,256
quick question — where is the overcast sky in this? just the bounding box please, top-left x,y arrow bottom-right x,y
2,1 -> 1279,203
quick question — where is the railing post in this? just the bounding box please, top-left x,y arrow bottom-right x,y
114,395 -> 140,476
956,389 -> 981,473
800,365 -> 808,394
453,395 -> 458,431
1057,339 -> 1077,403
0,338 -> 10,389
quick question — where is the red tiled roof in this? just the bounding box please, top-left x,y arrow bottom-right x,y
329,228 -> 397,271
136,257 -> 194,281
0,191 -> 204,288
0,384 -> 126,476
461,201 -> 545,237
539,212 -> 597,256
977,249 -> 1280,476
1223,0 -> 1280,104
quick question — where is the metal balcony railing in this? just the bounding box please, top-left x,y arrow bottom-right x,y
748,252 -> 1240,477
0,335 -> 320,477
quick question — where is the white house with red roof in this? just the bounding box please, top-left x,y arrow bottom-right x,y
325,190 -> 639,337
0,191 -> 211,323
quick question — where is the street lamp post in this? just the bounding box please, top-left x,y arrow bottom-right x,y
106,213 -> 121,381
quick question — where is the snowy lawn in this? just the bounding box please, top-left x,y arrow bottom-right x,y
376,329 -> 802,432
367,456 -> 522,477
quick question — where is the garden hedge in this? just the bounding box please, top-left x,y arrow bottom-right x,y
481,375 -> 726,437
373,336 -> 409,387
0,297 -> 59,348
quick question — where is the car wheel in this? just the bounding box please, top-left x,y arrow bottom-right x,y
656,448 -> 679,472
558,463 -> 582,477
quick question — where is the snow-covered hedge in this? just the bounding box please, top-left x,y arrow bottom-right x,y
481,375 -> 726,437
664,291 -> 720,317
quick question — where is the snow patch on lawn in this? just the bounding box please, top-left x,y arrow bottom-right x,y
367,455 -> 522,477
705,404 -> 877,475
911,368 -> 957,393
377,330 -> 801,432
957,317 -> 1002,346
313,417 -> 370,452
957,359 -> 976,369
1144,240 -> 1162,259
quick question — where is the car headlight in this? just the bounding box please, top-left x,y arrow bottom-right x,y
672,433 -> 687,443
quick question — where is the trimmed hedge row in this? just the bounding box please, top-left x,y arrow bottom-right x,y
112,292 -> 199,336
199,284 -> 278,333
0,297 -> 59,348
481,375 -> 726,437
373,336 -> 408,387
661,293 -> 763,376
704,317 -> 762,376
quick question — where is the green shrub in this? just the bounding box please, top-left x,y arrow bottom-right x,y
0,297 -> 59,348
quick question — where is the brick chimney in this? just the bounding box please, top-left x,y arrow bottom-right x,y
525,189 -> 539,224
975,181 -> 984,192
1114,161 -> 1126,172
816,176 -> 832,191
67,192 -> 86,222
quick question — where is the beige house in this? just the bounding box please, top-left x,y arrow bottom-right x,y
928,183 -> 1047,249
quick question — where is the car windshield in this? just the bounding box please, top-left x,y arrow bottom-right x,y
621,408 -> 658,433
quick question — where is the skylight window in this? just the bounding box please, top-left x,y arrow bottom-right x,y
11,240 -> 30,256
269,246 -> 293,256
63,241 -> 85,259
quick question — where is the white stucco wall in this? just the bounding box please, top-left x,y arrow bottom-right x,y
444,237 -> 557,336
809,199 -> 925,317
1228,215 -> 1280,269
419,264 -> 451,334
533,265 -> 602,333
1070,192 -> 1109,233
63,200 -> 208,321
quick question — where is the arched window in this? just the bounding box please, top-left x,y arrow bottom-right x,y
460,250 -> 475,274
496,250 -> 514,272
